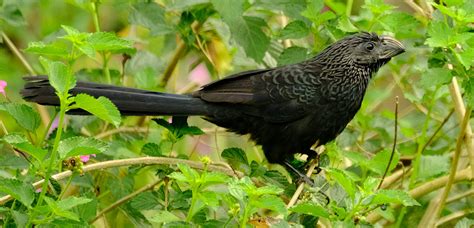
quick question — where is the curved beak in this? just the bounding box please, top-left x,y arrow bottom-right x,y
379,35 -> 405,59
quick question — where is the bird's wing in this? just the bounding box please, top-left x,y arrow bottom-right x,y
195,68 -> 272,103
196,63 -> 327,123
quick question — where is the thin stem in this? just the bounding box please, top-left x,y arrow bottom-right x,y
160,41 -> 187,87
378,96 -> 398,189
89,179 -> 163,224
90,1 -> 101,32
346,0 -> 353,17
58,174 -> 75,199
186,185 -> 199,222
28,99 -> 67,225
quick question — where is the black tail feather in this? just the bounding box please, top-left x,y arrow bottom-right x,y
21,76 -> 211,116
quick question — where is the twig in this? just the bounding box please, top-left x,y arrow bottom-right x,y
1,32 -> 50,126
446,188 -> 474,204
404,0 -> 430,18
89,179 -> 163,224
160,40 -> 187,87
380,167 -> 411,189
419,109 -> 455,154
435,209 -> 474,227
378,96 -> 399,189
0,157 -> 242,205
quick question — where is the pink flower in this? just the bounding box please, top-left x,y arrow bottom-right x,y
189,64 -> 211,86
80,154 -> 96,163
35,188 -> 42,193
0,80 -> 7,97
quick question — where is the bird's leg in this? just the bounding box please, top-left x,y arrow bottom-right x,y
302,149 -> 322,174
284,160 -> 315,187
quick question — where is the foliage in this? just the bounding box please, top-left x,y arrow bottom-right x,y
0,0 -> 472,227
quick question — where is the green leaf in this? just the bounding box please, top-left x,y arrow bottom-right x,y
455,218 -> 474,228
7,141 -> 47,162
211,0 -> 270,62
419,68 -> 453,88
0,178 -> 35,208
148,210 -> 181,223
141,143 -> 162,157
201,172 -> 230,187
47,60 -> 76,95
73,94 -> 121,127
57,197 -> 92,210
0,103 -> 41,132
129,2 -> 174,36
254,185 -> 284,196
24,41 -> 69,57
325,168 -> 356,200
337,15 -> 358,33
154,117 -> 204,140
131,192 -> 160,210
289,202 -> 330,218
0,3 -> 26,26
255,0 -> 307,19
278,20 -> 309,39
363,0 -> 396,14
58,136 -> 108,159
1,133 -> 28,144
366,149 -> 400,175
11,210 -> 28,228
252,195 -> 286,214
277,46 -> 309,66
425,22 -> 473,47
301,0 -> 324,20
417,155 -> 450,180
459,47 -> 474,69
87,32 -> 135,55
44,197 -> 81,221
169,163 -> 199,184
372,189 -> 420,206
463,77 -> 474,107
221,147 -> 248,165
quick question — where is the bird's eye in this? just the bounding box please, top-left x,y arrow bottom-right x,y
365,42 -> 375,51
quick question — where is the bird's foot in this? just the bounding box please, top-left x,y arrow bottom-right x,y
284,160 -> 315,187
302,150 -> 322,174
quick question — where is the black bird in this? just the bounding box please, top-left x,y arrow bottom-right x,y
22,32 -> 405,177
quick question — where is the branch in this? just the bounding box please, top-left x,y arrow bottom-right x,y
0,157 -> 242,205
436,209 -> 474,227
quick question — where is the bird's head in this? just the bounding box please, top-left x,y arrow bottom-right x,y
317,32 -> 405,70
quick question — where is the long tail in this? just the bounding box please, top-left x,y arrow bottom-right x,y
21,76 -> 211,116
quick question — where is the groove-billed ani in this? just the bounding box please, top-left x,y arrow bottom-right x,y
22,32 -> 404,175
